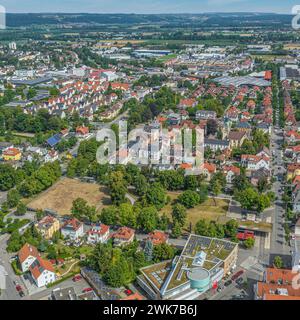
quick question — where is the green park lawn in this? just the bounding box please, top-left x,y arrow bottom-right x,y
160,192 -> 230,231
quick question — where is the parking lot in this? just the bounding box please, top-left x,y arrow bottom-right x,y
26,275 -> 91,300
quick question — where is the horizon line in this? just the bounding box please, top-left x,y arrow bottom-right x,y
4,11 -> 293,15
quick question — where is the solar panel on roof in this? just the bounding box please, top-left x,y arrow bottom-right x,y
47,133 -> 62,147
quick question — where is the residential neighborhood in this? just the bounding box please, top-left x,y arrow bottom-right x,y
0,5 -> 300,305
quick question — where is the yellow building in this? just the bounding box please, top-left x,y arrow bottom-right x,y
287,164 -> 300,181
35,216 -> 60,240
66,153 -> 73,160
2,147 -> 22,161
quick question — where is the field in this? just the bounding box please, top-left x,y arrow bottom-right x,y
157,54 -> 177,62
161,191 -> 229,231
251,54 -> 289,61
27,178 -> 111,215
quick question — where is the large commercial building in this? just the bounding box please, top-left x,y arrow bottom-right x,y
213,75 -> 271,87
137,234 -> 238,300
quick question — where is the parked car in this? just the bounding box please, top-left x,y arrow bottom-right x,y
15,285 -> 22,292
72,274 -> 82,282
224,280 -> 232,287
19,291 -> 25,298
82,287 -> 93,293
124,289 -> 133,296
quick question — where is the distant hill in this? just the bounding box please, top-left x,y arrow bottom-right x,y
5,13 -> 293,28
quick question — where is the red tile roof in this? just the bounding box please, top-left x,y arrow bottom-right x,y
113,227 -> 135,241
3,147 -> 21,157
18,243 -> 39,264
76,126 -> 89,135
62,218 -> 83,232
147,231 -> 168,245
30,256 -> 55,280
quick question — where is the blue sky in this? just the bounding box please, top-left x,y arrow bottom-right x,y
0,0 -> 297,14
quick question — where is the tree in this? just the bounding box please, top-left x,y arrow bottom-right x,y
108,171 -> 127,206
195,219 -> 226,238
104,258 -> 133,288
137,206 -> 159,232
171,221 -> 182,238
243,237 -> 255,249
100,207 -> 118,226
145,182 -> 167,210
7,189 -> 21,208
233,173 -> 249,191
184,175 -> 199,191
178,190 -> 200,208
50,87 -> 60,96
152,243 -> 176,262
273,256 -> 283,269
158,170 -> 184,190
206,119 -> 218,136
133,174 -> 148,196
210,172 -> 226,191
256,193 -> 271,213
27,88 -> 37,100
224,219 -> 239,238
171,203 -> 187,227
118,203 -> 137,228
158,213 -> 170,231
0,164 -> 17,191
211,179 -> 222,206
1,202 -> 9,213
257,177 -> 269,193
15,202 -> 26,216
195,219 -> 209,236
71,198 -> 97,222
235,187 -> 255,210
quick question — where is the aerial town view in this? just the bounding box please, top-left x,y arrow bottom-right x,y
0,0 -> 300,307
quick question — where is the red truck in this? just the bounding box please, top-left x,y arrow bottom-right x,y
237,230 -> 255,241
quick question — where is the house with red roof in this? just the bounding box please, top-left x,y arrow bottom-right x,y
264,70 -> 272,81
286,130 -> 300,143
146,231 -> 169,246
223,165 -> 241,184
76,126 -> 89,137
87,223 -> 110,244
18,243 -> 56,287
241,154 -> 270,171
61,218 -> 84,240
112,226 -> 135,246
29,256 -> 56,288
18,243 -> 39,272
178,98 -> 197,109
254,268 -> 300,300
203,162 -> 216,181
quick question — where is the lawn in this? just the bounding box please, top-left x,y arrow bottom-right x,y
161,191 -> 229,231
27,177 -> 111,215
157,54 -> 177,62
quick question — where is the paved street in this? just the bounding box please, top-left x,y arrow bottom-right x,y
0,235 -> 21,300
269,112 -> 291,264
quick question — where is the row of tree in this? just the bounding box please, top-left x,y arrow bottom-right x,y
85,240 -> 176,288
